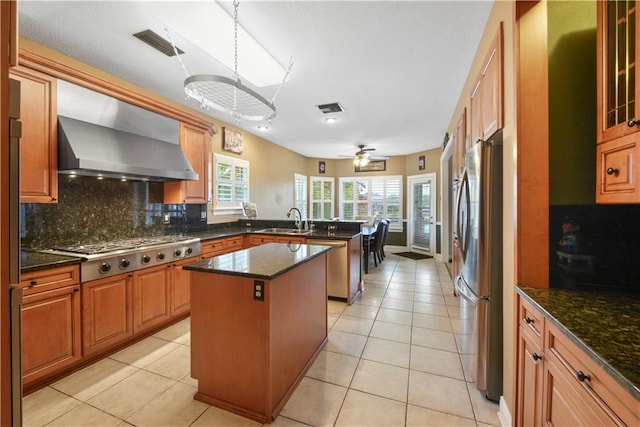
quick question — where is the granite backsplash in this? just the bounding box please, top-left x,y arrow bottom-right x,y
550,204 -> 640,292
21,175 -> 207,249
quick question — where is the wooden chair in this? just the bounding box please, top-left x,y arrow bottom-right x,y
369,221 -> 387,267
380,219 -> 390,259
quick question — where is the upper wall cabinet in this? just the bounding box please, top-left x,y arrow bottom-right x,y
470,23 -> 504,146
164,123 -> 210,204
452,109 -> 467,178
596,0 -> 640,203
10,66 -> 59,203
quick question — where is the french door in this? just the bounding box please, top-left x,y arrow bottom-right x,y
407,173 -> 436,255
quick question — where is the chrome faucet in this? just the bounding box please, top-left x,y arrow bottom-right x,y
286,207 -> 303,231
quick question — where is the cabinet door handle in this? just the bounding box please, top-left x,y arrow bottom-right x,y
627,119 -> 640,127
532,353 -> 542,361
524,316 -> 534,324
73,288 -> 80,293
606,167 -> 619,176
576,370 -> 591,382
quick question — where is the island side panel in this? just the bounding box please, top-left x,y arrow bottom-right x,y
349,235 -> 362,303
190,272 -> 269,420
269,253 -> 328,418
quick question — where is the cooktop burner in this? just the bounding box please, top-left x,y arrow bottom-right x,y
52,235 -> 194,255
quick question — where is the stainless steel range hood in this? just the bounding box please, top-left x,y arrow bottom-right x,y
57,80 -> 198,182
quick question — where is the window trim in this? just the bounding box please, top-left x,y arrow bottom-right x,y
338,175 -> 403,231
309,176 -> 335,220
294,173 -> 308,219
213,153 -> 250,215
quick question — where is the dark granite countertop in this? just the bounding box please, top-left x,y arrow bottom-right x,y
20,227 -> 359,273
187,228 -> 360,241
183,243 -> 331,280
515,285 -> 640,400
20,250 -> 82,273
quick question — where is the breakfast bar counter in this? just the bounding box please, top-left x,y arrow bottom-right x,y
183,243 -> 330,423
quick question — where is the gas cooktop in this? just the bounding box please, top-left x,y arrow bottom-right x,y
51,235 -> 196,255
42,235 -> 201,281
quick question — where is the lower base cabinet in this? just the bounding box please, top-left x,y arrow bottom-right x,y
82,273 -> 133,357
171,259 -> 192,316
515,291 -> 639,427
133,265 -> 171,334
22,283 -> 81,386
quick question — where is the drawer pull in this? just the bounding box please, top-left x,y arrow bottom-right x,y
532,353 -> 542,361
606,167 -> 619,176
576,370 -> 591,382
29,280 -> 37,287
524,316 -> 534,324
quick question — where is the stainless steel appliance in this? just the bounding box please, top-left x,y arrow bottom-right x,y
56,79 -> 197,182
42,236 -> 201,281
313,240 -> 348,299
9,78 -> 23,426
454,130 -> 503,402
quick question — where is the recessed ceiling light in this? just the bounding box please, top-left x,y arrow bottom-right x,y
325,117 -> 338,124
257,125 -> 269,131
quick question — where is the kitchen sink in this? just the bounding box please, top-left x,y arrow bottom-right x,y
255,228 -> 313,235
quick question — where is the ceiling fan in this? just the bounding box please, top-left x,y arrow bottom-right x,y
340,144 -> 389,166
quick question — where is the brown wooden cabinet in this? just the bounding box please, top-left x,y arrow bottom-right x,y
514,292 -> 639,427
200,235 -> 244,259
20,265 -> 81,387
132,264 -> 171,334
10,66 -> 58,203
469,24 -> 503,146
164,123 -> 209,204
454,109 -> 467,177
596,1 -> 640,203
245,234 -> 278,247
516,297 -> 544,427
276,236 -> 306,245
170,259 -> 192,317
82,273 -> 133,356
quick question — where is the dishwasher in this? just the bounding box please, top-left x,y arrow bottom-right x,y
313,240 -> 348,299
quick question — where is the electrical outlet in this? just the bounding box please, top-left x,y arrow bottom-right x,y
253,280 -> 265,301
163,214 -> 170,224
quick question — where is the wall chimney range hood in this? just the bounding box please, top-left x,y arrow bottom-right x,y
57,80 -> 198,182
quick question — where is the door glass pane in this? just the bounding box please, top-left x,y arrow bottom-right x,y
412,182 -> 431,250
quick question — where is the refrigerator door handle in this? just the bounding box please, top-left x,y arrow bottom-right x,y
454,275 -> 479,304
455,169 -> 470,262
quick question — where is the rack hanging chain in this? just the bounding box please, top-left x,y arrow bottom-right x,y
165,28 -> 192,79
233,0 -> 240,116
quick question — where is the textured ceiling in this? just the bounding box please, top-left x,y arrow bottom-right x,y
18,1 -> 493,159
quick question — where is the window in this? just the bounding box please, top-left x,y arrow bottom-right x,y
213,153 -> 249,213
310,176 -> 334,220
294,174 -> 308,219
339,175 -> 402,230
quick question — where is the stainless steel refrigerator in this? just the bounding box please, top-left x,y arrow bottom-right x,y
454,130 -> 503,402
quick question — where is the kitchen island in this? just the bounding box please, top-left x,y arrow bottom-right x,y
183,243 -> 331,423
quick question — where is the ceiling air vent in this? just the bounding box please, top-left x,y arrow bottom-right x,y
317,102 -> 344,114
133,29 -> 184,57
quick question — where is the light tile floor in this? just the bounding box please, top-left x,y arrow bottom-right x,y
23,248 -> 499,427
